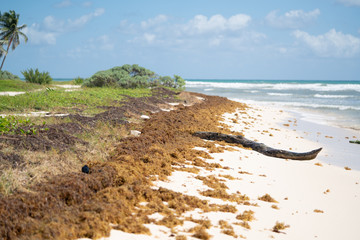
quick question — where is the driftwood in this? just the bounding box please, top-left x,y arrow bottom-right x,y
193,131 -> 322,161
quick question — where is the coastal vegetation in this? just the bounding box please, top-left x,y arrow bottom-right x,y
0,70 -> 20,80
84,64 -> 185,89
22,68 -> 53,85
0,87 -> 151,113
0,78 -> 45,92
0,10 -> 28,71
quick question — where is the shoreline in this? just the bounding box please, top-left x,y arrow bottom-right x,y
243,103 -> 360,171
1,89 -> 359,240
93,99 -> 360,240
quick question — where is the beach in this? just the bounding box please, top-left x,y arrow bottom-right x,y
1,87 -> 359,240
92,100 -> 360,240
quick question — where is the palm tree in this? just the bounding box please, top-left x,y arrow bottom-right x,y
0,10 -> 28,71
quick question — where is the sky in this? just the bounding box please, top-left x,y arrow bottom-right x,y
1,0 -> 360,80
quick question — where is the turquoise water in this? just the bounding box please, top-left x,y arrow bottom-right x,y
185,79 -> 360,131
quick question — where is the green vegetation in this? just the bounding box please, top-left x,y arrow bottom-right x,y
0,87 -> 151,113
73,76 -> 84,85
84,64 -> 185,89
0,115 -> 45,135
0,79 -> 45,92
0,10 -> 28,71
22,68 -> 52,85
0,70 -> 20,80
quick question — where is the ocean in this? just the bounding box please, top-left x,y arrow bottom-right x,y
185,79 -> 360,131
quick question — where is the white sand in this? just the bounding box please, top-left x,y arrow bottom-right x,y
0,91 -> 25,96
83,104 -> 360,240
55,84 -> 81,89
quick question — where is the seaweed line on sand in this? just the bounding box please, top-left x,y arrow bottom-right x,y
0,90 -> 246,239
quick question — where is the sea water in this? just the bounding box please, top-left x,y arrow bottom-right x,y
185,79 -> 360,131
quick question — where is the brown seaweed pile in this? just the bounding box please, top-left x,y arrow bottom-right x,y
0,91 -> 246,239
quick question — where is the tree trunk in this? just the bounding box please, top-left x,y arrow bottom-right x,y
193,131 -> 322,161
0,37 -> 13,71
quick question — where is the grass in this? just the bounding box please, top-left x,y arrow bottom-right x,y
0,79 -> 46,92
0,87 -> 151,114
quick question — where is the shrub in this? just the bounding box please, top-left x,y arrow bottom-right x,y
0,70 -> 20,80
22,68 -> 52,85
73,77 -> 84,85
84,64 -> 185,89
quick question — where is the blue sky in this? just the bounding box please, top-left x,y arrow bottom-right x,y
1,0 -> 360,80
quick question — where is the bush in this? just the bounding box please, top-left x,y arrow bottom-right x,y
73,77 -> 84,85
0,70 -> 20,80
84,64 -> 185,89
22,68 -> 52,85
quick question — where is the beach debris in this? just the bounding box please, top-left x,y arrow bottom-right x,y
140,115 -> 150,119
130,130 -> 141,137
193,131 -> 322,160
258,194 -> 278,203
81,165 -> 90,174
272,221 -> 290,233
349,140 -> 360,144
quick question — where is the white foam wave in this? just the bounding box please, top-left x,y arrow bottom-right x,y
314,94 -> 351,99
230,98 -> 360,111
186,81 -> 360,92
267,93 -> 293,96
204,88 -> 214,91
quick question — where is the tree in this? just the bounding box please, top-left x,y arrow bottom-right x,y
0,10 -> 28,71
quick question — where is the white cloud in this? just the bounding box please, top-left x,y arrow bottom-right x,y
97,35 -> 114,51
337,0 -> 360,6
23,24 -> 57,45
141,15 -> 168,29
144,33 -> 156,43
25,9 -> 105,45
54,0 -> 72,8
293,29 -> 360,57
67,35 -> 114,58
82,1 -> 92,7
120,13 -> 264,51
266,9 -> 320,29
184,14 -> 251,34
44,8 -> 105,32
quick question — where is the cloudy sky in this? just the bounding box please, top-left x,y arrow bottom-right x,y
2,0 -> 360,80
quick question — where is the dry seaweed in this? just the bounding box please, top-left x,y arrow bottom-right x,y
0,91 -> 247,239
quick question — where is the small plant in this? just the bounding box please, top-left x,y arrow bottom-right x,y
0,116 -> 47,135
22,68 -> 52,85
73,76 -> 84,85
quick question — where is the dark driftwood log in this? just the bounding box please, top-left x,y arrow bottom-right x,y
193,131 -> 322,161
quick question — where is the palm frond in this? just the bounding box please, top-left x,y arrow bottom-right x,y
18,31 -> 28,43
